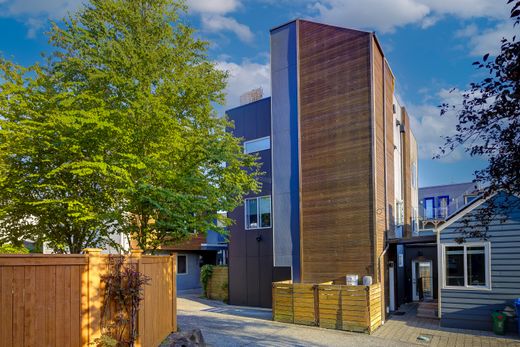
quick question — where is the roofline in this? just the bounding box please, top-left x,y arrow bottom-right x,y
419,181 -> 477,190
270,18 -> 372,35
225,96 -> 271,114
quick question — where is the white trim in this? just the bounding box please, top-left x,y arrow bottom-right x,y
244,136 -> 270,154
244,195 -> 272,230
177,254 -> 188,275
440,242 -> 491,291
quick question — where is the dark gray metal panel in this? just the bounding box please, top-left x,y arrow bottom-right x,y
226,97 -> 275,308
229,255 -> 247,306
440,194 -> 520,332
271,21 -> 300,281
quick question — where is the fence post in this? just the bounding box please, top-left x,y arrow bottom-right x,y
84,248 -> 103,345
130,249 -> 144,347
171,253 -> 177,332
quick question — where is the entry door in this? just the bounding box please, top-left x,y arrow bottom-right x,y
412,260 -> 433,301
424,198 -> 434,219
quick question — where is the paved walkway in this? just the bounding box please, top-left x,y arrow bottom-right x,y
174,292 -> 413,346
373,303 -> 520,347
171,292 -> 520,347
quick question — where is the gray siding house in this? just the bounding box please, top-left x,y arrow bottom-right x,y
437,193 -> 520,332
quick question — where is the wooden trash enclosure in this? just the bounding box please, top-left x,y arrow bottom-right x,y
0,250 -> 177,347
273,280 -> 382,334
273,281 -> 318,326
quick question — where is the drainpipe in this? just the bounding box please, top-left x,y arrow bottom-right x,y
378,241 -> 390,324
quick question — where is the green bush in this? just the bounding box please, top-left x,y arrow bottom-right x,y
200,264 -> 214,298
0,244 -> 30,254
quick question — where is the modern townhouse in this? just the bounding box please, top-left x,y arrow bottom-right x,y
226,19 -> 419,320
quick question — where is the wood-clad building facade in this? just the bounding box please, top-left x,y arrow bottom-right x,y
228,20 -> 419,317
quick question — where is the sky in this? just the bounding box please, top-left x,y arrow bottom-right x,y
0,0 -> 517,187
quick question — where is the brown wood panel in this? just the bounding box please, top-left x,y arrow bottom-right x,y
372,37 -> 386,284
1,267 -> 13,347
298,20 -> 374,284
402,108 -> 413,239
0,253 -> 176,347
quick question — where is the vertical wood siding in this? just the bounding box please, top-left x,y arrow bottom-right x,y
0,253 -> 176,347
298,20 -> 373,283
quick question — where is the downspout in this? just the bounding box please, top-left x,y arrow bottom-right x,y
381,47 -> 389,324
436,226 -> 442,318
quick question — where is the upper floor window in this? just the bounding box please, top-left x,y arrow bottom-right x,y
396,200 -> 404,226
411,162 -> 417,188
245,195 -> 271,229
442,243 -> 490,290
244,136 -> 270,154
464,194 -> 478,204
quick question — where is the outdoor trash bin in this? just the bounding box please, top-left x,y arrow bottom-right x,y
492,311 -> 507,335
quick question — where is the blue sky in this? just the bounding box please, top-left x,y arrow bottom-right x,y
0,0 -> 516,187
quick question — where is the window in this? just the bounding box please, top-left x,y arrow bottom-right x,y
411,162 -> 417,188
244,136 -> 270,154
424,197 -> 435,219
464,194 -> 478,204
245,196 -> 271,229
396,200 -> 404,226
412,207 -> 419,234
177,255 -> 187,274
438,195 -> 449,218
443,243 -> 490,290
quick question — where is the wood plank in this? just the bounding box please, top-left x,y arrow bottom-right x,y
0,256 -> 88,266
12,267 -> 24,346
1,267 -> 13,347
45,266 -> 57,347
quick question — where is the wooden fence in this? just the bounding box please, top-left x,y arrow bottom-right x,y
207,266 -> 228,301
272,281 -> 382,334
0,249 -> 176,347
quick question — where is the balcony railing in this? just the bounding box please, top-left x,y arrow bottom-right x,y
421,206 -> 449,220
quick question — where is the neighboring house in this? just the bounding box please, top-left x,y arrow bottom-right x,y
419,182 -> 481,232
390,182 -> 482,316
436,193 -> 520,332
227,19 -> 418,317
159,230 -> 227,291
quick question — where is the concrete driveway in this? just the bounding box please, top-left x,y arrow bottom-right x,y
175,291 -> 415,347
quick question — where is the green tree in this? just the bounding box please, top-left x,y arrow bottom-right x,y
439,0 -> 519,240
0,0 -> 260,253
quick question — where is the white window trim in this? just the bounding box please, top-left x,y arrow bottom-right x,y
244,136 -> 270,154
244,195 -> 272,230
441,242 -> 491,291
177,254 -> 188,275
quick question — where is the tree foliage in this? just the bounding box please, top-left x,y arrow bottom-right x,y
0,0 -> 260,253
439,0 -> 520,239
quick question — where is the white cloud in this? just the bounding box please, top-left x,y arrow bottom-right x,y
216,60 -> 271,109
311,0 -> 430,33
456,21 -> 517,56
186,0 -> 241,14
408,88 -> 467,162
310,0 -> 511,33
202,14 -> 254,43
0,0 -> 83,36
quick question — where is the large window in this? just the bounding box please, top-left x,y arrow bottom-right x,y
244,136 -> 270,154
177,255 -> 187,274
245,196 -> 271,229
443,243 -> 490,290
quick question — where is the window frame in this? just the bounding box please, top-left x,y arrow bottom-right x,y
177,254 -> 188,275
441,242 -> 491,291
244,195 -> 272,230
244,136 -> 270,154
